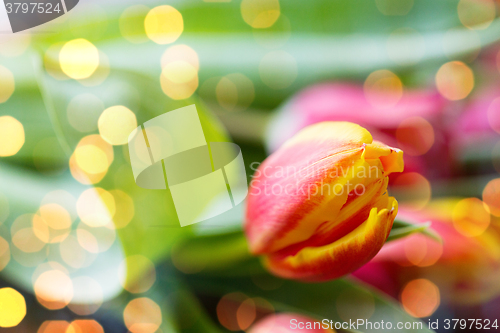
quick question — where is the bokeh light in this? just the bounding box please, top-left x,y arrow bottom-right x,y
401,279 -> 440,318
0,65 -> 15,103
41,190 -> 78,221
395,117 -> 435,156
123,298 -> 162,333
161,45 -> 199,70
160,72 -> 199,100
217,292 -> 248,331
236,298 -> 256,330
145,6 -> 183,45
0,116 -> 24,157
35,203 -> 72,243
110,190 -> 135,228
162,61 -> 197,84
44,43 -> 69,81
98,106 -> 138,145
70,135 -> 114,185
457,0 -> 495,30
259,50 -> 297,89
77,188 -> 116,228
160,45 -> 200,100
487,97 -> 500,134
0,288 -> 26,328
452,198 -> 490,237
375,0 -> 414,16
216,73 -> 255,111
0,236 -> 10,272
75,145 -> 109,175
364,69 -> 403,109
435,61 -> 474,101
483,178 -> 500,216
403,234 -> 443,267
392,173 -> 432,210
10,223 -> 48,266
34,269 -> 73,310
78,51 -> 110,87
119,5 -> 150,44
241,0 -> 281,29
11,214 -> 47,253
59,39 -> 99,80
252,14 -> 291,49
38,321 -> 71,333
68,320 -> 104,333
76,221 -> 116,254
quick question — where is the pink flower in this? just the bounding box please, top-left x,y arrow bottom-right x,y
266,83 -> 449,178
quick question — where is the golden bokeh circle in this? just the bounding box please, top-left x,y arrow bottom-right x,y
0,65 -> 15,103
124,298 -> 162,333
435,61 -> 474,101
241,0 -> 280,29
59,39 -> 99,80
0,116 -> 25,157
98,106 -> 138,145
0,288 -> 26,328
401,279 -> 440,318
144,6 -> 183,45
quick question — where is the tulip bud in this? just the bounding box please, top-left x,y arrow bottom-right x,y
249,313 -> 334,333
245,122 -> 404,281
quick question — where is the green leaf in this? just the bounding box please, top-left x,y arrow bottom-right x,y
27,0 -> 500,110
388,219 -> 442,243
184,272 -> 434,333
0,61 -> 231,303
101,273 -> 224,333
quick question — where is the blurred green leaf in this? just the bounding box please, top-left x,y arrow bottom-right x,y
389,219 -> 442,243
26,0 -> 500,110
185,272 -> 433,333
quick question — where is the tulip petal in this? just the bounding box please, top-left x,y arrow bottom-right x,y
246,122 -> 403,255
264,198 -> 398,281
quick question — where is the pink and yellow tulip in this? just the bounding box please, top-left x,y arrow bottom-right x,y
245,122 -> 404,281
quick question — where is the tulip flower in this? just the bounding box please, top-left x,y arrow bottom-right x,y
245,121 -> 404,281
249,313 -> 334,333
353,198 -> 500,304
265,83 -> 448,178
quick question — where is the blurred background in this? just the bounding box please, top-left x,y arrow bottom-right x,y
1,0 -> 500,332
